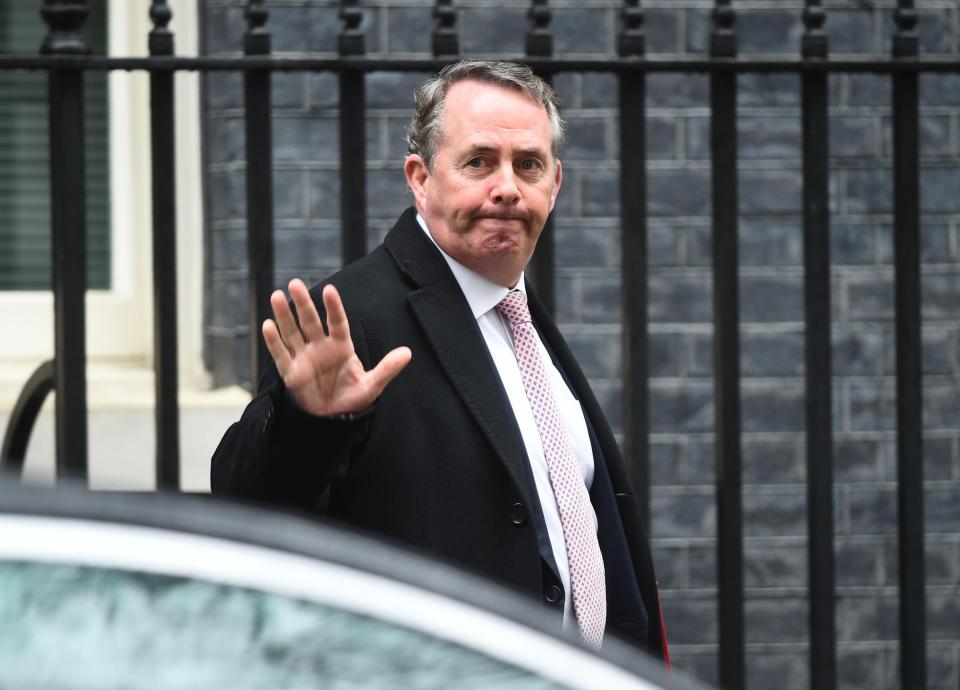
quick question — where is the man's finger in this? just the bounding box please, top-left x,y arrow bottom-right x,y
271,289 -> 306,351
262,319 -> 293,378
289,279 -> 326,343
322,284 -> 353,343
365,346 -> 412,397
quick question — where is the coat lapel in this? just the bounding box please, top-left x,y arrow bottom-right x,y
384,209 -> 536,509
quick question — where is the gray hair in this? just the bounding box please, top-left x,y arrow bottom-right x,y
406,60 -> 566,170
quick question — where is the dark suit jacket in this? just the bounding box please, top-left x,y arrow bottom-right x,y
211,208 -> 667,658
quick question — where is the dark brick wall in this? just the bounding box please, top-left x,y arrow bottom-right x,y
200,1 -> 960,688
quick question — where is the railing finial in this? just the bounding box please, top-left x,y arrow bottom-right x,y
618,0 -> 646,58
339,0 -> 366,56
245,0 -> 271,55
149,0 -> 174,57
432,0 -> 459,57
802,1 -> 828,59
40,0 -> 91,55
525,0 -> 553,57
710,0 -> 737,58
893,0 -> 918,58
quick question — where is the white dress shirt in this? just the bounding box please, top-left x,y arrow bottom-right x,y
417,214 -> 597,624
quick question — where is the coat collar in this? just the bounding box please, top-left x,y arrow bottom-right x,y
384,208 -> 537,508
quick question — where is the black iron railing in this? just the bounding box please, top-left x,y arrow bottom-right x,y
1,2 -> 957,690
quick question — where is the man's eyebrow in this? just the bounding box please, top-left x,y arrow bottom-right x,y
459,144 -> 550,158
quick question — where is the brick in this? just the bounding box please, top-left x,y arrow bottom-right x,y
645,9 -> 681,55
746,652 -> 809,690
385,7 -> 433,55
743,490 -> 807,537
738,222 -> 803,266
838,594 -> 899,642
926,485 -> 960,534
881,115 -> 952,161
209,227 -> 246,272
742,385 -> 806,433
648,168 -> 711,217
848,382 -> 896,433
925,540 -> 960,586
919,74 -> 960,107
658,596 -> 718,644
832,223 -> 877,265
205,6 -> 245,55
683,9 -> 711,54
647,223 -> 682,267
684,116 -> 709,161
461,8 -> 526,55
744,543 -> 806,588
307,170 -> 341,220
846,276 -> 893,320
208,169 -> 246,221
922,224 -> 953,264
920,168 -> 960,214
835,439 -> 887,483
920,328 -> 957,376
740,275 -> 804,323
738,116 -> 801,159
740,331 -> 804,377
844,485 -> 898,535
647,73 -> 708,109
687,544 -> 717,589
209,276 -> 247,330
271,72 -> 305,110
835,541 -> 882,587
274,226 -> 340,274
651,544 -> 687,589
826,9 -> 877,54
830,116 -> 877,159
837,647 -> 885,690
366,168 -> 410,220
649,332 -> 682,378
308,72 -> 339,110
554,224 -> 618,269
580,167 -> 621,217
272,116 -> 338,161
650,385 -> 714,433
736,9 -> 804,55
385,116 -> 414,161
273,169 -> 305,220
650,442 -> 684,486
579,274 -> 621,324
206,72 -> 244,111
562,331 -> 618,380
742,438 -> 804,484
738,73 -> 801,107
579,72 -> 618,109
563,117 -> 610,161
648,274 -> 712,323
881,9 -> 957,55
847,74 -> 891,108
365,72 -> 429,109
206,116 -> 245,165
923,436 -> 955,481
745,599 -> 809,647
739,169 -> 804,215
646,116 -> 678,162
553,7 -> 612,56
923,274 -> 960,319
833,326 -> 884,377
205,331 -> 250,389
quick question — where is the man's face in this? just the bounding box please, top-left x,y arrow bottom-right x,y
404,80 -> 563,288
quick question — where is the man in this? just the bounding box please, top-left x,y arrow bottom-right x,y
212,60 -> 667,659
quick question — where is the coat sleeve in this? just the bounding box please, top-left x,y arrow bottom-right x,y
210,361 -> 372,510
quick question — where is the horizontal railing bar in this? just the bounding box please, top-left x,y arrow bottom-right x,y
1,55 -> 960,73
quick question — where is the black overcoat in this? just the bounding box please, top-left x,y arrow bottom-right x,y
211,208 -> 667,658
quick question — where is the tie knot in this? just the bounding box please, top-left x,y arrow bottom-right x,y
496,290 -> 532,326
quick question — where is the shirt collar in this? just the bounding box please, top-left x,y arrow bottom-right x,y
417,213 -> 526,320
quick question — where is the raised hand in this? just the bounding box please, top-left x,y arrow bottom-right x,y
262,279 -> 412,416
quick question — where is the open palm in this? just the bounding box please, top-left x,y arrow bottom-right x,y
262,279 -> 411,416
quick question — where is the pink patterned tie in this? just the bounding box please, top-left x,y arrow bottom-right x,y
496,290 -> 606,648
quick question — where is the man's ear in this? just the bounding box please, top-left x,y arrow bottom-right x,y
549,159 -> 563,212
404,155 -> 429,208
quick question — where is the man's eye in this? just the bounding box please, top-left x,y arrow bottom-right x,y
467,157 -> 485,168
519,159 -> 541,171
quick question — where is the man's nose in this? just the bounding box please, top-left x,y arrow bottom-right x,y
491,164 -> 520,203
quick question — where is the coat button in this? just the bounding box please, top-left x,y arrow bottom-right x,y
509,502 -> 527,526
544,585 -> 563,605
